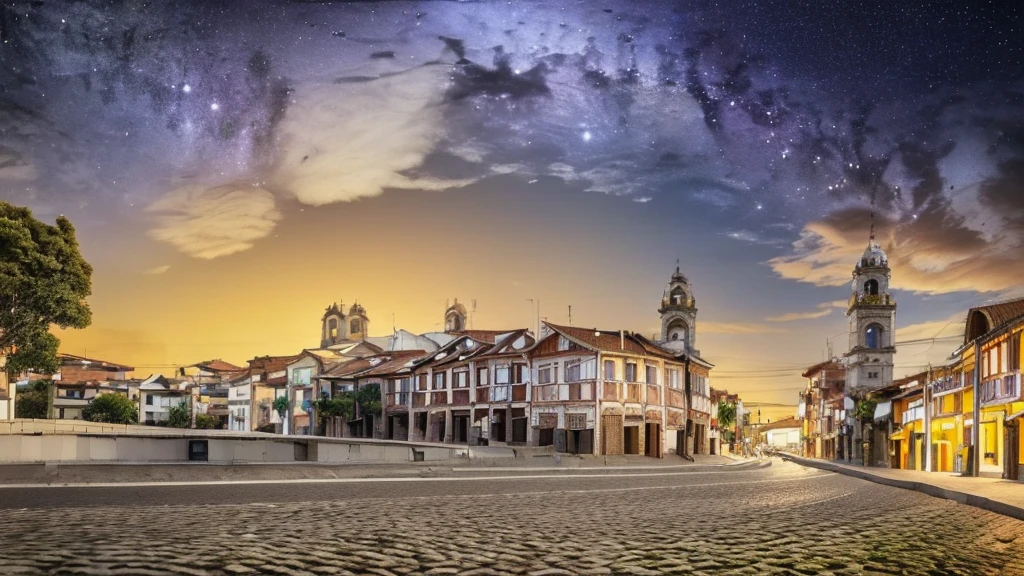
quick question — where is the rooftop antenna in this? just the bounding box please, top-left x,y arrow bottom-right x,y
869,186 -> 877,243
568,305 -> 572,326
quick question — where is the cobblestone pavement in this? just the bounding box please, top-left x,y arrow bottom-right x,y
2,460 -> 1023,575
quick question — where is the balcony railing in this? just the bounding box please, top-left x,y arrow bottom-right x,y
625,383 -> 642,403
603,382 -> 620,401
849,293 -> 894,309
980,371 -> 1021,405
901,406 -> 924,424
568,381 -> 595,401
385,393 -> 409,408
452,389 -> 470,406
412,393 -> 426,408
476,387 -> 489,403
646,384 -> 660,405
512,384 -> 527,402
491,386 -> 509,402
430,391 -> 448,406
534,382 -> 596,402
666,388 -> 684,409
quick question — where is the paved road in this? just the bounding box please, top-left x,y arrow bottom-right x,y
1,460 -> 1022,575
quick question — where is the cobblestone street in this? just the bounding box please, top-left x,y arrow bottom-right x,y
2,460 -> 1023,575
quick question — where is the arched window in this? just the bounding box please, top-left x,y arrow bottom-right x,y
864,279 -> 879,296
350,319 -> 361,334
670,287 -> 685,306
671,333 -> 679,341
865,324 -> 884,349
448,315 -> 463,332
328,318 -> 338,339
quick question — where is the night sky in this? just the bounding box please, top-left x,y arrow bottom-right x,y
2,0 -> 1023,409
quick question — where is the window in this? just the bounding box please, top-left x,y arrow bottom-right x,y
558,336 -> 570,351
292,367 -> 312,385
864,279 -> 879,295
868,371 -> 878,379
625,362 -> 637,382
146,395 -> 154,405
328,318 -> 338,339
1009,332 -> 1022,371
604,360 -> 616,380
666,368 -> 681,389
433,372 -> 446,390
495,366 -> 510,385
865,324 -> 883,350
350,319 -> 361,334
538,366 -> 552,385
566,362 -> 581,382
454,371 -> 468,388
645,365 -> 657,385
512,364 -> 525,384
477,367 -> 489,386
417,374 -> 428,391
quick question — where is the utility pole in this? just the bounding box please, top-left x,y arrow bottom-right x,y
924,363 -> 933,472
971,340 -> 981,477
568,305 -> 572,326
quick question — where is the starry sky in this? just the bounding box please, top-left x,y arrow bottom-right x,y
2,0 -> 1023,409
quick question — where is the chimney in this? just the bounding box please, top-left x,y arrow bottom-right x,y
620,329 -> 624,350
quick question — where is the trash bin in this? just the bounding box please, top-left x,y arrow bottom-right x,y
954,453 -> 963,473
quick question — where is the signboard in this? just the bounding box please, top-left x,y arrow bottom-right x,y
538,413 -> 558,429
565,412 -> 587,430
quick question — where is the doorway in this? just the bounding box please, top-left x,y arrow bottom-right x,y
511,417 -> 528,444
624,425 -> 641,455
1005,420 -> 1020,481
644,423 -> 662,457
491,411 -> 506,442
453,414 -> 469,444
601,415 -> 624,455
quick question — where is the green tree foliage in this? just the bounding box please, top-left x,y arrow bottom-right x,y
313,392 -> 355,421
0,202 -> 93,375
356,383 -> 382,417
717,400 -> 737,442
82,393 -> 138,424
194,413 -> 219,429
15,380 -> 51,418
167,400 -> 191,428
854,398 -> 877,423
272,395 -> 289,418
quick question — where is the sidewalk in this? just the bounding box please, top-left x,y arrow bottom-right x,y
783,453 -> 1024,522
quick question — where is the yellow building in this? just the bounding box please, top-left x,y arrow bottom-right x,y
926,365 -> 964,473
957,299 -> 1024,480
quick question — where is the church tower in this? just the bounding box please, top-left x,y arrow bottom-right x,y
347,302 -> 369,341
444,299 -> 468,333
845,231 -> 896,394
320,301 -> 347,348
658,262 -> 699,354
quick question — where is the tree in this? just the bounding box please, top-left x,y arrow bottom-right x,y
356,383 -> 382,418
717,400 -> 737,444
314,392 -> 355,421
194,413 -> 219,429
0,202 -> 93,376
167,400 -> 191,428
82,393 -> 138,424
15,380 -> 50,419
272,395 -> 290,418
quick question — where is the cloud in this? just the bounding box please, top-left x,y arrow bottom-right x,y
768,204 -> 1024,295
143,265 -> 171,275
765,301 -> 838,322
147,183 -> 281,259
272,63 -> 473,206
896,313 -> 966,344
700,321 -> 786,335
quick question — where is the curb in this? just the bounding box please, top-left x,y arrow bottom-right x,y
781,454 -> 1024,522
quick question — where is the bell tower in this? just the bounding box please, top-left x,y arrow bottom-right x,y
444,299 -> 468,333
347,302 -> 370,341
845,227 -> 896,394
320,301 -> 346,348
659,261 -> 698,354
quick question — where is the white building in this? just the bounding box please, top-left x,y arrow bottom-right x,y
227,371 -> 254,431
139,375 -> 191,425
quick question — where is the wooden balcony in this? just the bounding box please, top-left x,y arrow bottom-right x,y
512,384 -> 527,402
430,391 -> 449,405
603,382 -> 620,401
646,384 -> 660,405
412,393 -> 426,408
386,393 -> 409,411
452,389 -> 470,406
568,381 -> 595,401
625,383 -> 642,403
667,388 -> 685,409
476,387 -> 489,403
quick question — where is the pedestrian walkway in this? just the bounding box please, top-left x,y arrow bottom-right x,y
783,453 -> 1024,521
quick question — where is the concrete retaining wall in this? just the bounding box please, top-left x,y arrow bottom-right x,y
0,420 -> 480,465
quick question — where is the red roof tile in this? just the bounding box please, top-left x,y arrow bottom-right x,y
58,353 -> 134,371
544,323 -> 673,358
801,361 -> 843,379
965,296 -> 1024,342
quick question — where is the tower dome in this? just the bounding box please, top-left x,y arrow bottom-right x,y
856,240 -> 888,269
659,261 -> 698,353
444,298 -> 468,333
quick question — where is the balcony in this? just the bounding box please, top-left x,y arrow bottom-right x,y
512,384 -> 527,402
666,388 -> 684,409
980,371 -> 1021,406
603,382 -> 620,401
625,383 -> 642,403
476,387 -> 489,403
534,382 -> 596,402
848,293 -> 895,311
568,381 -> 595,401
412,393 -> 426,408
646,384 -> 660,405
901,406 -> 924,425
452,389 -> 470,406
430,391 -> 449,405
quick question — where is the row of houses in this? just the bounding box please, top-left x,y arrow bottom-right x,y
799,296 -> 1024,481
6,267 -> 743,458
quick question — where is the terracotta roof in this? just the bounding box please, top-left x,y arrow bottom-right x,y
801,361 -> 843,379
58,353 -> 134,372
474,329 -> 535,359
247,354 -> 303,374
450,330 -> 520,344
543,323 -> 654,357
189,359 -> 242,372
757,416 -> 802,432
323,351 -> 426,379
964,296 -> 1024,343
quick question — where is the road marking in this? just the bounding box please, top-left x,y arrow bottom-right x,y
0,469 -> 830,490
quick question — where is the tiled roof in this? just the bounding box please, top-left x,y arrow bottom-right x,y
965,296 -> 1024,343
58,353 -> 134,371
323,351 -> 426,379
190,359 -> 242,372
801,361 -> 843,379
450,330 -> 520,344
247,354 -> 303,374
543,323 -> 654,356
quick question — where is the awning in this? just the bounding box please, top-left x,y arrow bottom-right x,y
873,401 -> 892,422
1006,409 -> 1024,422
889,427 -> 909,442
